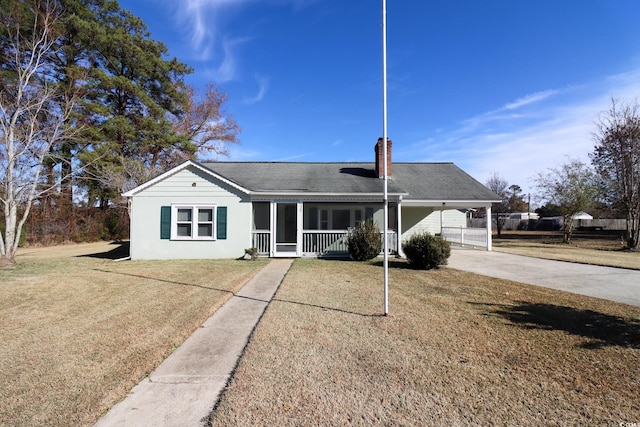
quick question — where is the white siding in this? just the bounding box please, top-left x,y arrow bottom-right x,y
401,207 -> 465,241
129,166 -> 251,260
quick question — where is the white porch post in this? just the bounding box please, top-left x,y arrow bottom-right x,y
486,205 -> 493,251
297,202 -> 303,257
269,202 -> 276,257
397,196 -> 403,257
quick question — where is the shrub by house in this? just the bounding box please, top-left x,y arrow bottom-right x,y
347,220 -> 382,261
402,232 -> 451,269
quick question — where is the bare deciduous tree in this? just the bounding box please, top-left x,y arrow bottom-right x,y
486,172 -> 509,237
591,98 -> 640,250
534,158 -> 599,244
173,83 -> 241,160
0,1 -> 78,264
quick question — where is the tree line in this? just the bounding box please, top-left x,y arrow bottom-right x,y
1,0 -> 240,264
487,98 -> 640,250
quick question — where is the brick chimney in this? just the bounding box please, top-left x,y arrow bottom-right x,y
375,137 -> 392,178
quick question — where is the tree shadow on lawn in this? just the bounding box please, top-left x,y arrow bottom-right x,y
476,301 -> 640,349
272,297 -> 384,318
370,259 -> 428,270
91,268 -> 236,295
79,241 -> 130,260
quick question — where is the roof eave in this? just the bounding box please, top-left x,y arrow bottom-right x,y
402,199 -> 501,207
249,191 -> 408,198
122,160 -> 252,197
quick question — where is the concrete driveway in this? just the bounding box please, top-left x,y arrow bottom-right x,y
447,248 -> 640,307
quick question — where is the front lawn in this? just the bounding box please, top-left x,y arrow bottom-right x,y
2,243 -> 638,426
0,242 -> 267,426
208,258 -> 640,425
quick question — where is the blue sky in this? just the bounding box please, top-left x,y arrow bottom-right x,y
119,0 -> 640,196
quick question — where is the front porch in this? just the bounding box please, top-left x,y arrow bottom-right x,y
250,200 -> 493,258
252,229 -> 398,258
250,200 -> 399,258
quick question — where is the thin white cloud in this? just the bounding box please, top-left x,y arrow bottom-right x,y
179,0 -> 250,52
175,0 -> 315,62
212,37 -> 251,82
230,148 -> 315,162
504,89 -> 559,110
243,73 -> 270,104
403,67 -> 640,195
461,89 -> 561,132
275,152 -> 315,161
227,145 -> 262,160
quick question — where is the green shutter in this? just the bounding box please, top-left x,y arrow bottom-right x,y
160,206 -> 171,239
216,206 -> 227,240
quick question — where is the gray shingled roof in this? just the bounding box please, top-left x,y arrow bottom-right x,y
391,163 -> 500,201
201,162 -> 499,202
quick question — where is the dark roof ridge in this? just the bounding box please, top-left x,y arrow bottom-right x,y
201,161 -> 365,164
200,161 -> 455,165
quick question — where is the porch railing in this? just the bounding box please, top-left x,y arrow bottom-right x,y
384,230 -> 398,254
441,227 -> 488,249
252,230 -> 398,257
303,231 -> 348,255
251,230 -> 270,255
302,230 -> 397,257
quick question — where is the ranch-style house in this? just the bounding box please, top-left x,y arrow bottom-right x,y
123,139 -> 500,259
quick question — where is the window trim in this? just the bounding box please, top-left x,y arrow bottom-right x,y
171,204 -> 217,240
307,206 -> 369,230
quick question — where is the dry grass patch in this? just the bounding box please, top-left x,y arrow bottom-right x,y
0,242 -> 267,426
209,258 -> 640,426
493,232 -> 640,270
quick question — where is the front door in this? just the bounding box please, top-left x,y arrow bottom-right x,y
275,203 -> 298,256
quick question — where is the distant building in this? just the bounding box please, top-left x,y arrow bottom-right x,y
572,211 -> 593,220
508,212 -> 539,220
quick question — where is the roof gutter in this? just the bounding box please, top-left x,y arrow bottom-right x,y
248,192 -> 408,203
402,199 -> 501,208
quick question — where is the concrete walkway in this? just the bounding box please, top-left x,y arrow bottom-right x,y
94,258 -> 293,427
447,248 -> 640,307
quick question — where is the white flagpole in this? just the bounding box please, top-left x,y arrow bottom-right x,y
382,0 -> 389,316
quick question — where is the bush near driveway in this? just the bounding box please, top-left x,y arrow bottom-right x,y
402,232 -> 451,269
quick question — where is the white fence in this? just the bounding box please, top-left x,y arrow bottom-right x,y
469,218 -> 627,231
441,227 -> 488,249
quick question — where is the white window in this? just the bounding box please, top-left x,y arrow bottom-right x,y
305,205 -> 375,230
320,209 -> 328,230
332,209 -> 351,229
172,205 -> 216,240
